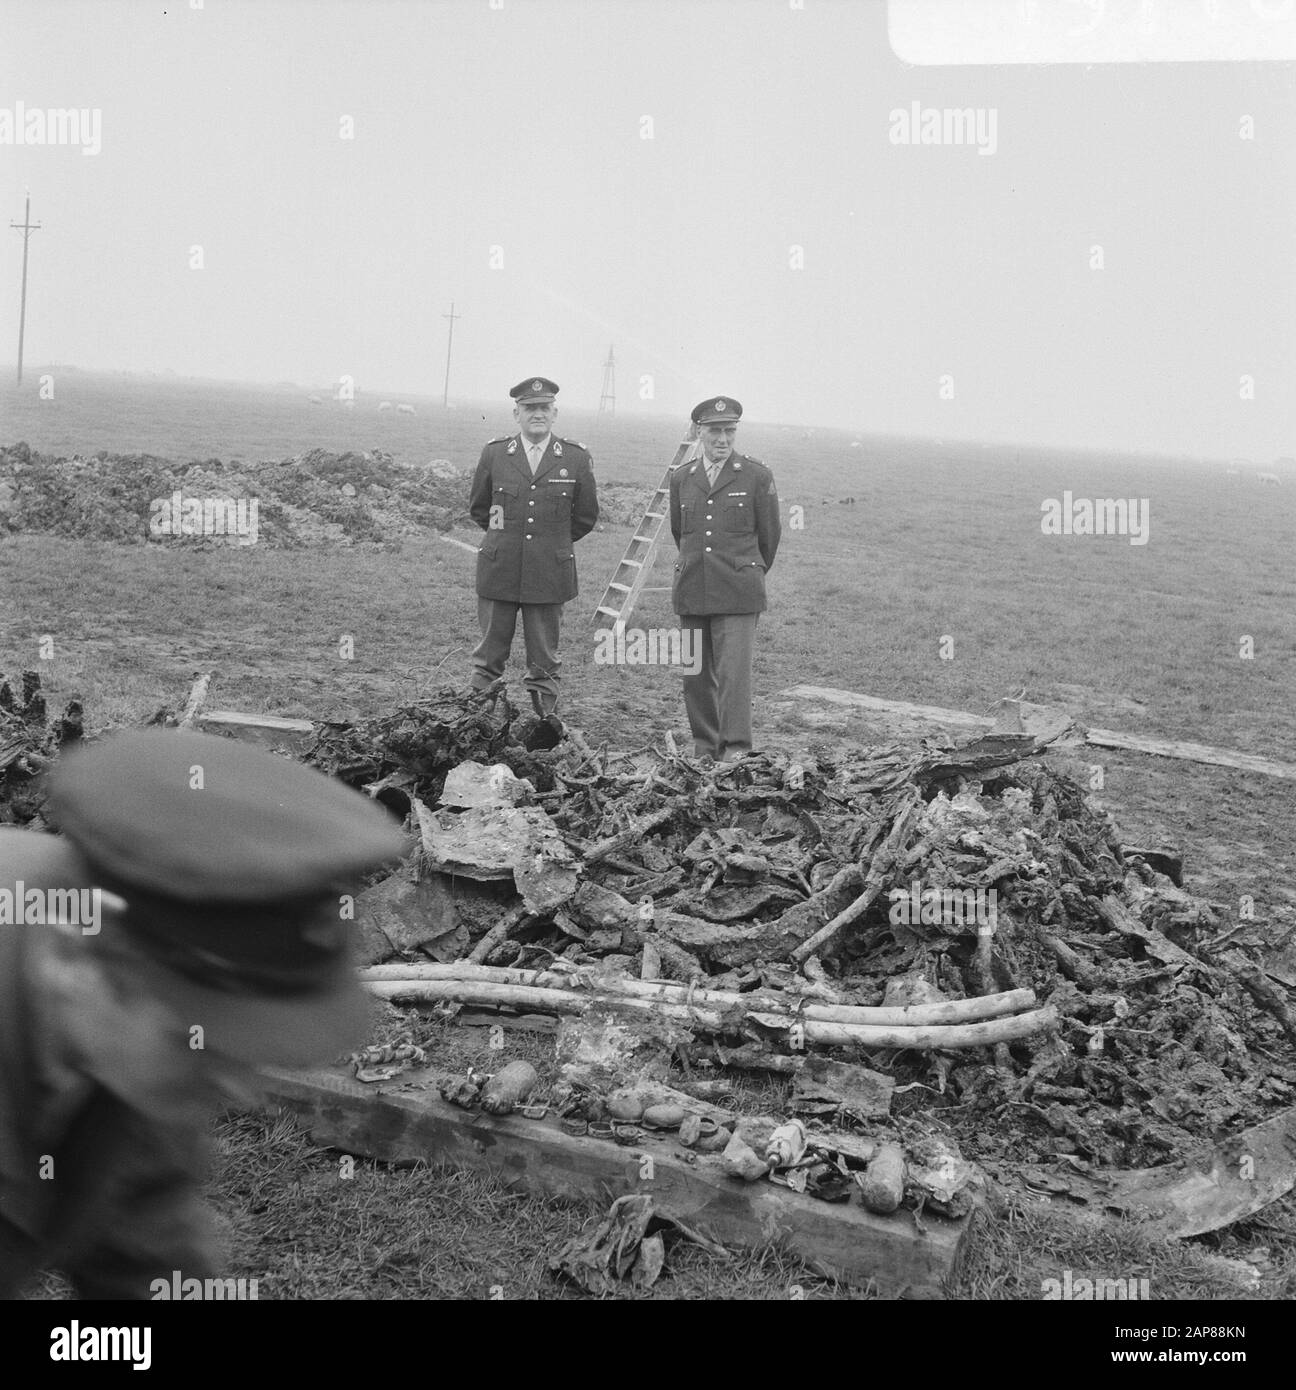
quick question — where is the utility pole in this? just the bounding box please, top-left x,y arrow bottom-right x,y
442,300 -> 460,407
9,191 -> 40,386
598,344 -> 615,416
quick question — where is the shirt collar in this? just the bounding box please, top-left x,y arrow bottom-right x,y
521,433 -> 551,458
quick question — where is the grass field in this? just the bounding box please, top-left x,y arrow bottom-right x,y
4,369 -> 1294,1299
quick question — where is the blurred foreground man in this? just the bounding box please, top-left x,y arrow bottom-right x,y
0,729 -> 403,1299
670,396 -> 781,761
468,376 -> 599,727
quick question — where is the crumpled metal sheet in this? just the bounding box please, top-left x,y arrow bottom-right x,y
415,799 -> 578,914
354,865 -> 467,965
439,760 -> 530,809
790,1057 -> 895,1121
905,1133 -> 983,1217
549,1194 -> 658,1295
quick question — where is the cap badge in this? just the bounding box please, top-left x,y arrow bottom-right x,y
532,380 -> 543,392
715,400 -> 726,412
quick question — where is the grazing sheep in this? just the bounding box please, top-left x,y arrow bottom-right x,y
1258,471 -> 1281,485
378,401 -> 393,411
397,403 -> 416,415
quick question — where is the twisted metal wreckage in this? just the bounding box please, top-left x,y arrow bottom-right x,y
4,673 -> 1294,1293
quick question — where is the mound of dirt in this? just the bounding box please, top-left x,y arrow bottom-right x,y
0,441 -> 472,547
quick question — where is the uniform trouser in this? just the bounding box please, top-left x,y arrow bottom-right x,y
471,598 -> 563,715
678,612 -> 759,760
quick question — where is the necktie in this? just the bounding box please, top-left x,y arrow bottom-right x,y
530,445 -> 541,474
706,461 -> 719,489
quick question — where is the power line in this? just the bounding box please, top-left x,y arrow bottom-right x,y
9,191 -> 40,386
442,300 -> 461,407
598,343 -> 615,416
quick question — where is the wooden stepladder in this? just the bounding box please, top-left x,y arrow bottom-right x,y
590,432 -> 699,628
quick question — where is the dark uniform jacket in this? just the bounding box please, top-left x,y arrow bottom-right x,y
670,451 -> 781,615
470,434 -> 599,604
0,830 -> 243,1299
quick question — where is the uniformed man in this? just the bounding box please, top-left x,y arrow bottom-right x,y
670,396 -> 781,761
468,377 -> 599,724
0,728 -> 404,1299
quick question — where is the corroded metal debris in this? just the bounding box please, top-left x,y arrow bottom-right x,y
0,670 -> 82,827
336,691 -> 1295,1186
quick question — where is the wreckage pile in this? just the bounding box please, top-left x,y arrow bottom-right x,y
9,679 -> 1293,1236
0,443 -> 468,546
0,441 -> 658,547
316,690 -> 1296,1182
0,670 -> 82,827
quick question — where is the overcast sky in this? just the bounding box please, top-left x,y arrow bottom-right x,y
1,0 -> 1293,458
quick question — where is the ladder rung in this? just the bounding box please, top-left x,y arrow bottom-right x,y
590,454 -> 683,627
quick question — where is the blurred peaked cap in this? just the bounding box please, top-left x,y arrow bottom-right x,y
510,376 -> 559,403
49,728 -> 406,903
691,396 -> 743,425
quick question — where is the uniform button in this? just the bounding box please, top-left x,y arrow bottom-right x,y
531,485 -> 537,490
706,514 -> 713,520
529,500 -> 535,506
705,530 -> 712,536
705,546 -> 712,552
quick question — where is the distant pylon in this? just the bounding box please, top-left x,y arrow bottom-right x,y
598,344 -> 615,416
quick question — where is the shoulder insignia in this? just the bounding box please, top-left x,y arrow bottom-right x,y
558,437 -> 587,451
485,435 -> 511,445
745,454 -> 763,465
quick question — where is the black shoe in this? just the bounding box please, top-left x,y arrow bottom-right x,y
467,678 -> 504,705
522,714 -> 564,752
